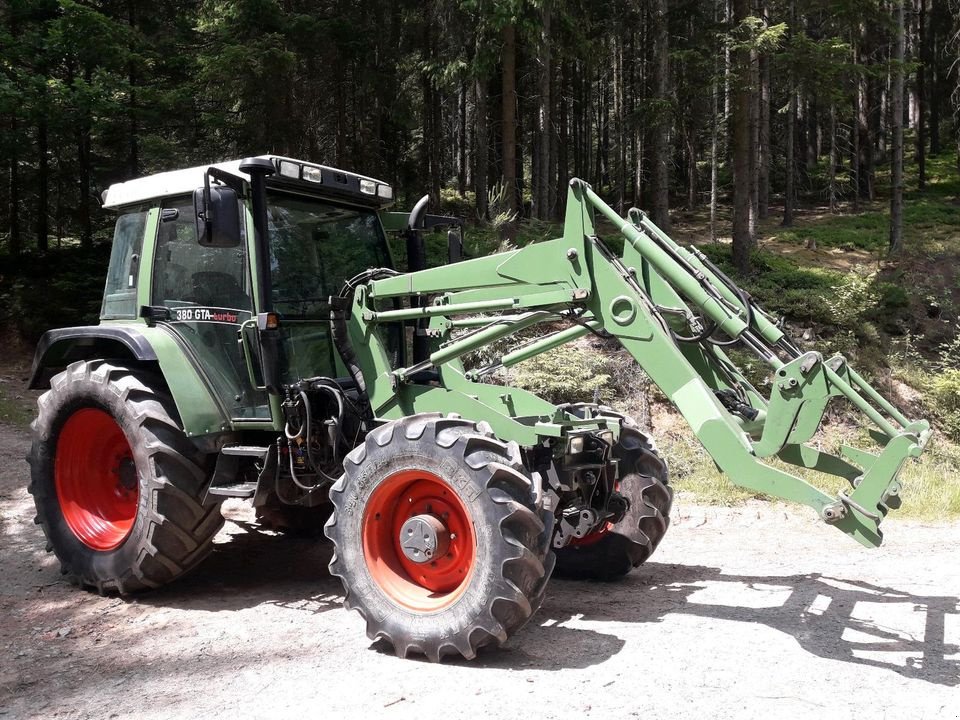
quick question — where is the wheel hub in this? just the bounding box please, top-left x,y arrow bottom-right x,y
399,514 -> 450,563
117,457 -> 138,492
361,469 -> 476,611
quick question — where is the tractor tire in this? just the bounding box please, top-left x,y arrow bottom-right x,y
27,360 -> 223,594
256,494 -> 333,537
325,414 -> 555,662
554,410 -> 673,582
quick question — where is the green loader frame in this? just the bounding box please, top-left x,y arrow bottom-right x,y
350,179 -> 929,549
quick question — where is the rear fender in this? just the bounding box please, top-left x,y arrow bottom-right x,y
30,324 -> 228,438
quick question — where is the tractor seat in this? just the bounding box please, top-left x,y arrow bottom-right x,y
191,271 -> 251,310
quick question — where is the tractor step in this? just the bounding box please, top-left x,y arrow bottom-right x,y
206,481 -> 258,498
220,445 -> 270,458
203,445 -> 272,504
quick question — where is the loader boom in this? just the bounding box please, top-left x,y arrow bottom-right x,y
347,179 -> 929,548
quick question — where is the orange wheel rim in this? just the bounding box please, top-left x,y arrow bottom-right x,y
362,469 -> 476,612
54,408 -> 139,551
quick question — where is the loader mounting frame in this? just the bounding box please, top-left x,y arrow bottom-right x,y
345,179 -> 929,548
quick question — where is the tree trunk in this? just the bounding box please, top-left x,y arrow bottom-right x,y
748,25 -> 759,238
457,82 -> 467,195
650,0 -> 670,230
37,103 -> 49,253
537,5 -> 551,219
916,0 -> 927,188
929,8 -> 940,155
501,23 -> 519,223
557,60 -> 569,219
8,113 -> 20,256
828,103 -> 837,214
78,64 -> 93,249
782,0 -> 796,227
615,34 -> 627,213
731,0 -> 753,272
127,1 -> 139,177
710,3 -> 721,242
687,131 -> 697,210
548,58 -> 559,216
431,80 -> 442,205
598,66 -> 609,190
889,0 -> 905,255
866,73 -> 878,199
783,89 -> 796,226
474,76 -> 489,220
757,5 -> 770,219
852,32 -> 861,212
724,0 -> 732,119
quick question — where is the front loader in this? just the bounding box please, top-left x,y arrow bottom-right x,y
27,156 -> 929,661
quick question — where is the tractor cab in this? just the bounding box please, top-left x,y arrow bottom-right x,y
94,156 -> 456,427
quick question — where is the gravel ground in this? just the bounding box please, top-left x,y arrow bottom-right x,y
1,421 -> 958,719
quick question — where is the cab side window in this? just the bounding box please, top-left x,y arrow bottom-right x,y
101,207 -> 149,319
152,196 -> 252,310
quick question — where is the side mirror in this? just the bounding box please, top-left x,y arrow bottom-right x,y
447,228 -> 463,263
194,185 -> 241,248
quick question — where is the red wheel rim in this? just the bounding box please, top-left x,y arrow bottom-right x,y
362,469 -> 476,612
568,521 -> 612,547
54,408 -> 139,551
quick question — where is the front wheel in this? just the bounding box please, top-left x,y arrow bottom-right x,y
28,360 -> 223,594
325,414 -> 554,661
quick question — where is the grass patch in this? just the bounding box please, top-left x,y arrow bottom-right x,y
0,386 -> 34,429
656,417 -> 960,519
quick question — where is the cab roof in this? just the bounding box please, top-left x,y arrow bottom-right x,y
102,155 -> 393,209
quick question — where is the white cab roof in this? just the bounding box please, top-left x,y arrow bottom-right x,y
102,155 -> 389,209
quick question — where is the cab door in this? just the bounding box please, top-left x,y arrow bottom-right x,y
151,195 -> 271,421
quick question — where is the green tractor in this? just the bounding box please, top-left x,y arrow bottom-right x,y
28,156 -> 929,661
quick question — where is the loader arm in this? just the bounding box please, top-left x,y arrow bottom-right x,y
345,179 -> 929,548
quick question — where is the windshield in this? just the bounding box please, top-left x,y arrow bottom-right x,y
267,192 -> 392,319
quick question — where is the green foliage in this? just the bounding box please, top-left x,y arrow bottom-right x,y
925,369 -> 960,440
699,244 -> 838,324
486,181 -> 519,231
510,343 -> 612,404
0,245 -> 110,342
826,266 -> 880,326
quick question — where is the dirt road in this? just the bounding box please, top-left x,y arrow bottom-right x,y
1,421 -> 958,719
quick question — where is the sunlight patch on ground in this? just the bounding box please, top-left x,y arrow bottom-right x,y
685,580 -> 794,609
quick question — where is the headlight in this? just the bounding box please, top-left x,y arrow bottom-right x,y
377,184 -> 394,201
302,166 -> 323,183
359,179 -> 377,195
278,160 -> 300,179
567,435 -> 585,454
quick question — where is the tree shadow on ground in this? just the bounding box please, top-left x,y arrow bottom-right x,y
136,521 -> 959,683
527,563 -> 959,685
141,519 -> 342,615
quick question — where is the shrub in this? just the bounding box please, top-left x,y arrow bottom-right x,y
925,369 -> 960,441
825,266 -> 880,327
510,342 -> 612,404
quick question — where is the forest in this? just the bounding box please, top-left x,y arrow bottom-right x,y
2,0 -> 960,512
0,0 -> 957,256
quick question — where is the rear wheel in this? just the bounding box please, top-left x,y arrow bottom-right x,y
28,360 -> 223,594
325,414 -> 554,661
554,406 -> 672,581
